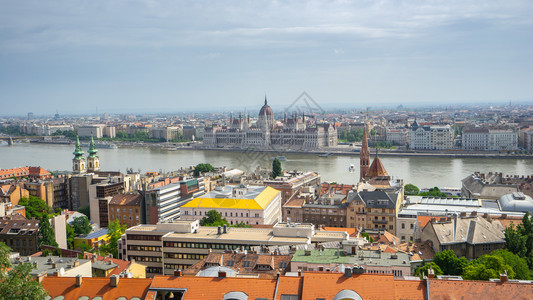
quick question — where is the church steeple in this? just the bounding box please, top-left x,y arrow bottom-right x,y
87,136 -> 100,173
265,94 -> 268,105
72,136 -> 86,174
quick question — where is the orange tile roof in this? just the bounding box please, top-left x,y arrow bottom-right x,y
83,253 -> 131,277
150,276 -> 278,300
429,278 -> 533,299
275,276 -> 302,300
42,276 -> 152,299
300,273 -> 425,300
417,215 -> 433,229
323,227 -> 358,237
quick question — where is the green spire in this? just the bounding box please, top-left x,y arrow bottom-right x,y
73,136 -> 84,159
88,136 -> 98,158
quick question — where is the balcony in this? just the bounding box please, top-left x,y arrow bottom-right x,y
372,219 -> 388,224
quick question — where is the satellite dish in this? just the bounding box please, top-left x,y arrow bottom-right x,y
127,272 -> 133,278
59,267 -> 65,276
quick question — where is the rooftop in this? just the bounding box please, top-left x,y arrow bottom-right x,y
182,185 -> 280,210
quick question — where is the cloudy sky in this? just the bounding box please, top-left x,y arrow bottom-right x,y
1,0 -> 532,115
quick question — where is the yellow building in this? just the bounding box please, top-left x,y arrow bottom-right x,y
181,185 -> 282,225
74,228 -> 110,251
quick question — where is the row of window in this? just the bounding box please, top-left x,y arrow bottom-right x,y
130,256 -> 162,263
146,267 -> 162,273
185,211 -> 260,218
128,245 -> 161,252
163,241 -> 252,250
164,264 -> 191,270
110,215 -> 139,221
164,253 -> 207,260
1,238 -> 33,247
111,208 -> 139,213
127,234 -> 161,241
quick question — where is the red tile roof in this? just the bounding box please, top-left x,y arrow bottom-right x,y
42,276 -> 152,299
429,278 -> 533,300
83,253 -> 131,277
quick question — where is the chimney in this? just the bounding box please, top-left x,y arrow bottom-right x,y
344,267 -> 352,278
73,259 -> 79,267
460,212 -> 467,217
75,275 -> 83,287
37,272 -> 46,283
500,271 -> 508,283
223,224 -> 227,234
298,270 -> 303,277
218,271 -> 227,278
428,267 -> 435,279
110,274 -> 119,287
471,211 -> 477,217
217,226 -> 222,235
174,269 -> 182,277
91,255 -> 97,263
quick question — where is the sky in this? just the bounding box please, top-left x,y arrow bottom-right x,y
1,0 -> 532,115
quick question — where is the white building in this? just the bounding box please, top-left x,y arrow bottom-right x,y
181,185 -> 282,225
463,126 -> 517,151
386,128 -> 408,145
409,121 -> 454,150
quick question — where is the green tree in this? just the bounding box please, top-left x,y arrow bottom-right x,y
232,222 -> 252,228
490,249 -> 531,280
18,196 -> 52,220
70,216 -> 92,236
418,187 -> 449,198
66,225 -> 75,249
78,206 -> 91,219
272,158 -> 282,179
404,184 -> 420,196
360,232 -> 374,243
116,131 -> 128,139
463,254 -> 515,280
38,215 -> 58,248
77,243 -> 92,253
415,262 -> 443,279
194,163 -> 215,177
200,210 -> 229,227
100,220 -> 126,258
433,250 -> 468,275
504,212 -> 533,269
0,242 -> 49,300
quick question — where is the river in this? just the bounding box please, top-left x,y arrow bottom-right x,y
1,143 -> 532,189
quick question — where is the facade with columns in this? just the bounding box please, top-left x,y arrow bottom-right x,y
203,97 -> 338,149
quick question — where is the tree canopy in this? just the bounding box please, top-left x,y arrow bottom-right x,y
100,220 -> 126,258
200,210 -> 229,227
194,163 -> 214,177
433,250 -> 468,275
70,216 -> 92,236
415,262 -> 443,279
272,158 -> 282,179
418,187 -> 449,198
463,254 -> 515,281
0,242 -> 49,299
404,184 -> 420,196
18,196 -> 52,220
504,212 -> 533,270
38,215 -> 58,248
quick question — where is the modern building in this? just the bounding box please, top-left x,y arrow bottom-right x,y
203,97 -> 338,149
409,121 -> 454,150
0,217 -> 39,255
181,185 -> 282,225
109,193 -> 143,228
144,176 -> 205,224
118,220 -> 348,277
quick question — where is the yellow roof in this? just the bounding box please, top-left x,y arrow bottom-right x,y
182,186 -> 280,210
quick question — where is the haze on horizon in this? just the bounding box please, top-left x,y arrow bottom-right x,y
1,0 -> 532,116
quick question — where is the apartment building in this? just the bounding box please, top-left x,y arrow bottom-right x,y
109,193 -> 143,228
386,128 -> 408,145
0,217 -> 39,255
118,220 -> 348,277
180,185 -> 282,225
463,126 -> 517,151
409,121 -> 454,150
144,177 -> 205,224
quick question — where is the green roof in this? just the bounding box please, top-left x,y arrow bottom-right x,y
291,249 -> 350,264
73,136 -> 84,158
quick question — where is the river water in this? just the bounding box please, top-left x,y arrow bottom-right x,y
1,143 -> 532,189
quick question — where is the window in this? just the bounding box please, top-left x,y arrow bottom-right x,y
410,223 -> 414,229
401,223 -> 405,229
129,208 -> 133,213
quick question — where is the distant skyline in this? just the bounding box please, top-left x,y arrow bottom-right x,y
1,1 -> 532,115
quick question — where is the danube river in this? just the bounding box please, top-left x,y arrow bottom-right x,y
1,143 -> 532,189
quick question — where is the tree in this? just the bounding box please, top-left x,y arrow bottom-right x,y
415,262 -> 443,279
463,254 -> 515,281
70,216 -> 92,236
433,250 -> 468,275
360,232 -> 374,243
418,187 -> 448,198
38,215 -> 58,248
66,225 -> 75,249
404,184 -> 420,196
100,220 -> 126,258
194,163 -> 214,177
78,206 -> 91,219
232,222 -> 252,228
272,158 -> 282,179
490,249 -> 531,280
200,210 -> 229,227
504,213 -> 533,269
0,242 -> 48,299
18,196 -> 52,220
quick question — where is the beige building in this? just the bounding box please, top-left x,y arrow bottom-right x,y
181,185 -> 282,226
118,220 -> 348,277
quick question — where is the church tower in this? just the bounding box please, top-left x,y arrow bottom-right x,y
72,136 -> 86,174
87,136 -> 100,173
359,122 -> 370,181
